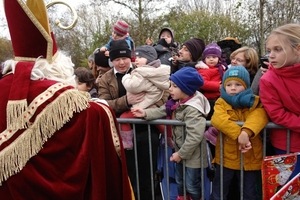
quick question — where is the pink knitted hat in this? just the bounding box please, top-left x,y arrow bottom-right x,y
113,20 -> 129,36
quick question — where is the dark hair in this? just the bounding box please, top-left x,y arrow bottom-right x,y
74,67 -> 95,87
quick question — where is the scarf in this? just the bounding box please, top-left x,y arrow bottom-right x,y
220,87 -> 255,109
164,95 -> 194,138
166,95 -> 194,118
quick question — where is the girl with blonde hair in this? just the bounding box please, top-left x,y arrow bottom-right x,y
260,23 -> 300,181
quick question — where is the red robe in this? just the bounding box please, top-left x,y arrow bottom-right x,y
0,72 -> 133,200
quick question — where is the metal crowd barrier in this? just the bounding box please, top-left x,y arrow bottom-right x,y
117,118 -> 287,200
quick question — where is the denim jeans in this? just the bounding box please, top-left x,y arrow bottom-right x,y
175,162 -> 201,200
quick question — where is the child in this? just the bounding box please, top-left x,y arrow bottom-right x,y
132,67 -> 211,200
260,23 -> 300,180
196,43 -> 227,119
99,20 -> 135,60
74,67 -> 98,98
230,46 -> 259,84
210,66 -> 268,200
148,27 -> 180,66
119,45 -> 170,149
227,47 -> 260,200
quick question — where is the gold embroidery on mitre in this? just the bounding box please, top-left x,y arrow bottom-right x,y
16,0 -> 56,63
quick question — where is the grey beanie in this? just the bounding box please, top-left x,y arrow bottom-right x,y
135,45 -> 157,64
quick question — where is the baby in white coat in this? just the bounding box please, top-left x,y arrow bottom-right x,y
120,45 -> 170,149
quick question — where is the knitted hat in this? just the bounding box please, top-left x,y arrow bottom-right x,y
109,39 -> 132,61
94,50 -> 110,68
170,67 -> 204,96
183,38 -> 205,62
135,45 -> 157,64
158,27 -> 174,40
222,66 -> 250,89
113,20 -> 129,36
203,43 -> 222,59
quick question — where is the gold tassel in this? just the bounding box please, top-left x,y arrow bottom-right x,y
0,89 -> 90,185
6,99 -> 27,130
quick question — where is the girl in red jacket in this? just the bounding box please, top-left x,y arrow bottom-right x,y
260,23 -> 300,181
196,43 -> 227,119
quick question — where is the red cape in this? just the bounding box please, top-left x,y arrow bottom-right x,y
0,73 -> 133,200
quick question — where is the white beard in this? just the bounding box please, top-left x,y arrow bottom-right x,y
2,51 -> 76,87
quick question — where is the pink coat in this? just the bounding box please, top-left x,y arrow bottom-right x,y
260,63 -> 300,152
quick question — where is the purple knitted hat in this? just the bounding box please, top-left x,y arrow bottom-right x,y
203,43 -> 222,59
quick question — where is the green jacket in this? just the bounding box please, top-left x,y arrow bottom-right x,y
145,91 -> 210,168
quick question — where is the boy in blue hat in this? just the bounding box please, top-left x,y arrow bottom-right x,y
210,66 -> 268,200
132,67 -> 210,200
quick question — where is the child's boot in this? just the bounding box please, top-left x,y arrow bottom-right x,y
120,130 -> 134,149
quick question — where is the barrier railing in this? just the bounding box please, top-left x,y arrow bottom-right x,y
117,118 -> 287,200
